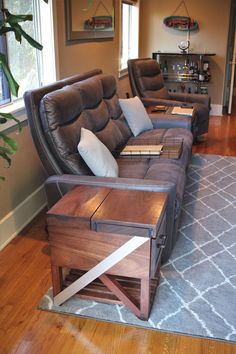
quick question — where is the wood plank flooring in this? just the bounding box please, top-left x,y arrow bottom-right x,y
1,112 -> 236,354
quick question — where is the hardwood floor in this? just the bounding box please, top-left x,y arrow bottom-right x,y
1,112 -> 236,354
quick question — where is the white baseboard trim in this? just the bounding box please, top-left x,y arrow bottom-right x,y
0,184 -> 47,251
210,104 -> 223,116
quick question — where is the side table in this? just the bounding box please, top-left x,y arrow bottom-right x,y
47,186 -> 167,320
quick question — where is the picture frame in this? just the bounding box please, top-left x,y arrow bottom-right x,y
65,0 -> 115,42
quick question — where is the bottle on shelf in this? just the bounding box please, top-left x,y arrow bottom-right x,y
198,59 -> 205,82
182,59 -> 189,78
194,85 -> 199,94
189,61 -> 194,80
206,66 -> 211,82
203,61 -> 211,81
193,62 -> 198,81
163,60 -> 168,80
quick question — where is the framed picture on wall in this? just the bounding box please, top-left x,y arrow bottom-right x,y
65,0 -> 115,42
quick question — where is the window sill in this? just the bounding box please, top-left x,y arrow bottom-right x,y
0,99 -> 27,133
119,68 -> 129,79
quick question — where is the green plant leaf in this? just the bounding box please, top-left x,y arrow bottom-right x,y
0,150 -> 12,166
0,27 -> 16,35
0,132 -> 17,151
0,145 -> 14,155
0,175 -> 5,181
0,112 -> 22,132
13,24 -> 43,50
2,9 -> 33,23
0,53 -> 19,96
2,9 -> 42,50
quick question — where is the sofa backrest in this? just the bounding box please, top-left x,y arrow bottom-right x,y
24,71 -> 132,176
128,58 -> 170,100
24,69 -> 103,176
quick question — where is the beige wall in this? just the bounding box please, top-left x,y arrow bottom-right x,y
56,0 -> 118,78
1,0 -> 130,233
139,0 -> 231,105
54,0 -> 130,97
0,123 -> 47,219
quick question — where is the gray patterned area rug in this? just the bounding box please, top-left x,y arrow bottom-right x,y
39,153 -> 236,343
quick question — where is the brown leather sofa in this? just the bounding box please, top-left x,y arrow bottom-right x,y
24,70 -> 193,262
128,58 -> 211,138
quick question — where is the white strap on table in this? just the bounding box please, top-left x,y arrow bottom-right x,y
54,236 -> 148,306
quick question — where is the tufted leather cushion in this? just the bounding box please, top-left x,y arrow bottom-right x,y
40,84 -> 92,175
39,75 -> 132,175
98,73 -> 132,144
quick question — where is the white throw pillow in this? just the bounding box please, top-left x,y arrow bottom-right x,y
119,96 -> 153,137
77,128 -> 119,177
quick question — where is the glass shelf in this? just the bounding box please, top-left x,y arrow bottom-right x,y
152,52 -> 215,91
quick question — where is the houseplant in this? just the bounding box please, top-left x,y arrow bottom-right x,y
0,0 -> 47,180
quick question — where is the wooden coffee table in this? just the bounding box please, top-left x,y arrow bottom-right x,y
47,186 -> 167,320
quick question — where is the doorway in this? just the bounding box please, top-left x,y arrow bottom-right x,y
223,0 -> 236,114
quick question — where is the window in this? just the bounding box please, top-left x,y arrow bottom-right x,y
0,0 -> 55,106
120,0 -> 139,73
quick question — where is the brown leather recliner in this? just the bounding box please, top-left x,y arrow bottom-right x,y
128,58 -> 211,137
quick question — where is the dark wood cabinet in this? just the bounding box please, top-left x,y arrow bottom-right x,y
152,52 -> 216,94
47,186 -> 168,320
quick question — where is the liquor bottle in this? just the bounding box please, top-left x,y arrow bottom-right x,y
193,62 -> 198,81
203,61 -> 211,81
198,60 -> 205,82
163,60 -> 168,79
206,66 -> 211,81
183,59 -> 189,77
189,61 -> 194,80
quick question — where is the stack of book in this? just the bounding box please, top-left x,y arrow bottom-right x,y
120,145 -> 163,156
171,106 -> 194,116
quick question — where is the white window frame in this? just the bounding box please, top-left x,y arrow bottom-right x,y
119,1 -> 139,77
33,0 -> 56,87
0,0 -> 56,131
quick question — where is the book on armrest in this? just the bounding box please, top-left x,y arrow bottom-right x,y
120,144 -> 163,156
171,106 -> 194,116
151,105 -> 167,112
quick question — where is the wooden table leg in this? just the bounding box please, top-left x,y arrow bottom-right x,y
51,265 -> 63,297
140,278 -> 150,320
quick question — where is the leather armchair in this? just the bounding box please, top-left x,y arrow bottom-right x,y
128,58 -> 211,137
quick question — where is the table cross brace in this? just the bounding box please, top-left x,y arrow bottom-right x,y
54,236 -> 148,306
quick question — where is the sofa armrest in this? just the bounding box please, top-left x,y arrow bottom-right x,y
141,97 -> 176,107
45,174 -> 176,208
141,97 -> 188,108
149,114 -> 192,130
141,94 -> 211,110
169,92 -> 211,109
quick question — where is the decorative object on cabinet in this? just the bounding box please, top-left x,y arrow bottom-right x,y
178,40 -> 190,54
65,0 -> 115,42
